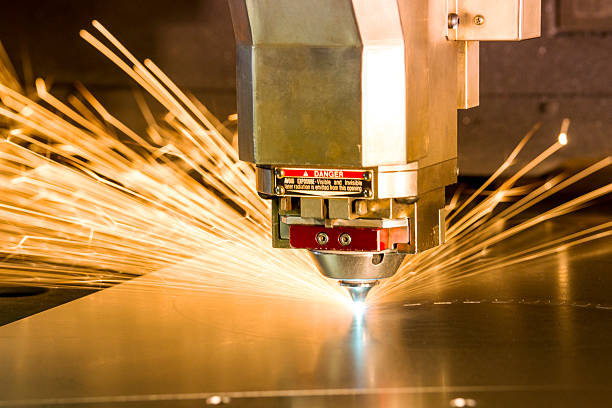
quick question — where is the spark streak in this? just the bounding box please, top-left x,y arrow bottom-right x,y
0,22 -> 347,306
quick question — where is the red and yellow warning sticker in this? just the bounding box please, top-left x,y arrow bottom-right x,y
274,167 -> 373,198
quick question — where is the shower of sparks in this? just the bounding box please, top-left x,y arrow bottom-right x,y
0,21 -> 347,306
371,120 -> 612,303
0,22 -> 610,310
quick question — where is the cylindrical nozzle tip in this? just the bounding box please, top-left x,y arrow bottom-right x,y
339,280 -> 377,303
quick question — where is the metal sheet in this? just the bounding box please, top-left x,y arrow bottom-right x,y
0,209 -> 611,407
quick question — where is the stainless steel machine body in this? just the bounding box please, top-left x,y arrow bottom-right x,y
228,0 -> 541,293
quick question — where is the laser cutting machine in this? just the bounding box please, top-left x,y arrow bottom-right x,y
228,0 -> 541,302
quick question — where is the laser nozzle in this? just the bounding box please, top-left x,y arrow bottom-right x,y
339,280 -> 377,303
310,250 -> 405,303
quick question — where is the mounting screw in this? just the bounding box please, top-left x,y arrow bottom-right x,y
363,172 -> 372,181
275,168 -> 284,178
316,232 -> 329,246
275,185 -> 285,195
363,188 -> 373,198
448,13 -> 460,29
473,15 -> 485,25
338,233 -> 352,247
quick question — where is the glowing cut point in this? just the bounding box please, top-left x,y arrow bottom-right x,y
351,301 -> 367,317
558,132 -> 568,145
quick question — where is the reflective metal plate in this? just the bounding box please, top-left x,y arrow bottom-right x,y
0,209 -> 611,407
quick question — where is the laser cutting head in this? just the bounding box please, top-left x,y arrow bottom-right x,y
228,0 -> 540,301
313,251 -> 405,302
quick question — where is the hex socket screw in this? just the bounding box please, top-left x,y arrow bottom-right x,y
316,232 -> 329,246
338,233 -> 352,247
473,15 -> 485,25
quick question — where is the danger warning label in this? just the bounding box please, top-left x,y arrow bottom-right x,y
275,168 -> 372,198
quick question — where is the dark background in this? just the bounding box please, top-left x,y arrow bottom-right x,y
0,0 -> 610,176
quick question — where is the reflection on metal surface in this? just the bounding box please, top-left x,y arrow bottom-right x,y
457,40 -> 479,109
2,385 -> 601,407
450,397 -> 477,407
0,210 -> 611,406
205,395 -> 231,405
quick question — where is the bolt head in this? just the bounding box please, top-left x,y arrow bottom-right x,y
363,171 -> 371,181
274,185 -> 285,195
316,232 -> 329,246
363,188 -> 373,198
473,15 -> 485,25
338,233 -> 352,247
275,168 -> 284,178
448,13 -> 460,29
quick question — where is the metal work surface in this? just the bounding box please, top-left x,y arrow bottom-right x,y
1,210 -> 611,407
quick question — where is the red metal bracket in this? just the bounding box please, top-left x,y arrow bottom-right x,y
289,224 -> 408,252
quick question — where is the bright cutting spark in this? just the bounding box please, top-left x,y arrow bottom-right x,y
351,301 -> 367,317
0,22 -> 348,307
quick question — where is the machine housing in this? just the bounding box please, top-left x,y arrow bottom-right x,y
228,0 -> 541,295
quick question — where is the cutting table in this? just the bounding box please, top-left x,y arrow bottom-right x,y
0,208 -> 611,407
